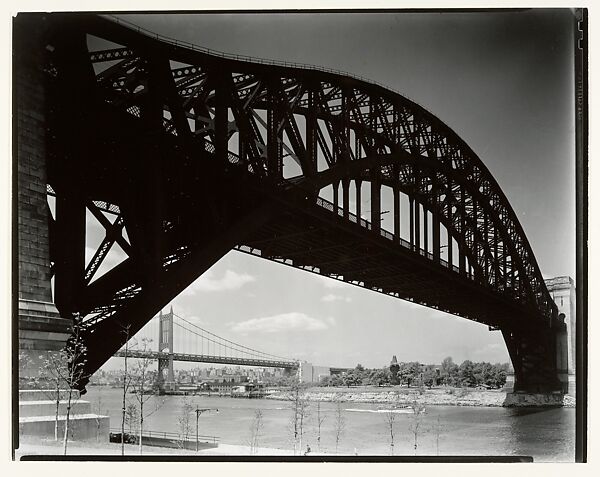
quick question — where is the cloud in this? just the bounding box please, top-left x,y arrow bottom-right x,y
183,269 -> 255,294
321,293 -> 352,303
230,312 -> 333,333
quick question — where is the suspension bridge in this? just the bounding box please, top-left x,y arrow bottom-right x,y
113,307 -> 299,386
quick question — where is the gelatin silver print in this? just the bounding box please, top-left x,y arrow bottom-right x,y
14,9 -> 584,462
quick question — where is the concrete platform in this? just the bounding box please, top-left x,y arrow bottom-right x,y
19,389 -> 80,401
19,413 -> 110,442
20,399 -> 92,417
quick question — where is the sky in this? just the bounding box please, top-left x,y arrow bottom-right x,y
87,10 -> 576,371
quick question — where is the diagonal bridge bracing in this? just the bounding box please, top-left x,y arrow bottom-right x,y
15,13 -> 568,394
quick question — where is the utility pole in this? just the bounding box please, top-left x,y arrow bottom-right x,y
193,407 -> 218,452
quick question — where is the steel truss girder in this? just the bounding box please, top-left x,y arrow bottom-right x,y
304,152 -> 543,312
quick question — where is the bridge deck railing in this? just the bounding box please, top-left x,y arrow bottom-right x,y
103,15 -> 420,104
315,196 -> 463,275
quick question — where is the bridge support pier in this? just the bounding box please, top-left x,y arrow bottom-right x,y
157,308 -> 175,393
501,313 -> 569,405
503,391 -> 565,407
15,15 -> 72,383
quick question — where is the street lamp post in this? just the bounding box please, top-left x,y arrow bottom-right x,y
194,407 -> 218,452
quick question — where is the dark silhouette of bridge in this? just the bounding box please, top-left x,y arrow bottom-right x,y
113,307 -> 298,390
15,13 -> 569,395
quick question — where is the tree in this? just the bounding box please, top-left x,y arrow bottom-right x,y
434,415 -> 443,456
383,392 -> 400,455
125,403 -> 139,436
491,362 -> 509,388
37,351 -> 68,442
119,323 -> 133,455
440,356 -> 458,385
33,317 -> 88,453
177,397 -> 195,449
399,362 -> 421,387
333,396 -> 345,454
129,338 -> 164,455
288,381 -> 310,455
458,360 -> 476,387
93,393 -> 106,443
248,409 -> 264,455
422,366 -> 438,388
330,374 -> 344,387
315,401 -> 326,452
60,317 -> 89,455
409,400 -> 426,455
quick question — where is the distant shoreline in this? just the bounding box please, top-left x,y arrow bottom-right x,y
265,386 -> 576,408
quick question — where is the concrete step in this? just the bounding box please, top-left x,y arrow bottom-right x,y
19,399 -> 92,418
19,389 -> 80,402
19,414 -> 110,442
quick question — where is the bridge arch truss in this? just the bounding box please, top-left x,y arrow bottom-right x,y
34,13 -> 565,393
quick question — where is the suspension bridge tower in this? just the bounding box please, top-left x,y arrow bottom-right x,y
157,307 -> 175,393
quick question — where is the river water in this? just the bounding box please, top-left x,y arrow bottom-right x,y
84,386 -> 575,461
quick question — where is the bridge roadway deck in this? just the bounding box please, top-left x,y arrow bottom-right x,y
236,188 -> 535,331
113,349 -> 298,369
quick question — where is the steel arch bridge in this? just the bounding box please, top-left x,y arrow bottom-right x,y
19,13 -> 567,393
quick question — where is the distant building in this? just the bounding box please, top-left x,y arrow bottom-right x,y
298,362 -> 339,383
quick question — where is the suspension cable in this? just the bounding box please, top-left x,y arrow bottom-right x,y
173,312 -> 291,362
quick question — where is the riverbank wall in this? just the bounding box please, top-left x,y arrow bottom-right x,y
265,386 -> 576,407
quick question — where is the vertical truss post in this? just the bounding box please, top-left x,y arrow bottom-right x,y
267,78 -> 282,178
472,197 -> 479,281
51,28 -> 96,317
414,167 -> 421,251
341,87 -> 350,220
139,57 -> 168,283
238,117 -> 246,166
432,178 -> 440,262
447,176 -> 454,267
509,257 -> 515,291
214,72 -> 229,165
393,165 -> 400,243
342,179 -> 350,220
409,196 -> 415,250
193,98 -> 206,154
393,106 -> 399,145
423,202 -> 429,254
459,187 -> 467,275
355,131 -> 362,161
494,226 -> 499,288
54,194 -> 86,316
356,180 -> 362,221
333,180 -> 339,210
414,199 -> 421,251
370,167 -> 381,233
502,238 -> 508,290
306,85 -> 318,177
484,212 -> 489,282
